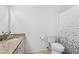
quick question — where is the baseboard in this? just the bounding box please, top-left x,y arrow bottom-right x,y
31,48 -> 51,54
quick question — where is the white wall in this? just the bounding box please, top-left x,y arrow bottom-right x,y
59,6 -> 79,32
0,6 -> 8,35
10,6 -> 59,52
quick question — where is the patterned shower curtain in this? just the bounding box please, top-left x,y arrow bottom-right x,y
58,25 -> 79,54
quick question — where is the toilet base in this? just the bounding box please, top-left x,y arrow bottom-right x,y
51,51 -> 62,54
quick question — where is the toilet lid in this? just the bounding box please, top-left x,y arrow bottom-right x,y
51,43 -> 64,52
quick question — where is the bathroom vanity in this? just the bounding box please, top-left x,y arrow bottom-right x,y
0,34 -> 25,54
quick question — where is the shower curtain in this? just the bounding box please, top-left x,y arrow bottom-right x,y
58,25 -> 79,54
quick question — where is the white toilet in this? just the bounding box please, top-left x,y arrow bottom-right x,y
51,43 -> 65,54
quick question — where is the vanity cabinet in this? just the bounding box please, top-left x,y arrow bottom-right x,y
13,39 -> 24,54
12,36 -> 25,54
0,34 -> 25,54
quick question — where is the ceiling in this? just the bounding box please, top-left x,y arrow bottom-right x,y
13,5 -> 76,14
54,5 -> 76,13
0,5 -> 77,14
